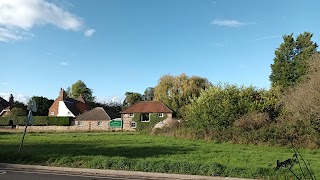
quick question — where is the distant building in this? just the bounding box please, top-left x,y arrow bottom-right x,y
48,88 -> 90,117
120,101 -> 173,130
74,107 -> 113,130
0,94 -> 14,117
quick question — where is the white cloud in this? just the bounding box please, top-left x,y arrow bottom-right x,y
0,0 -> 85,42
1,82 -> 9,85
255,35 -> 280,41
84,29 -> 95,37
96,96 -> 124,104
60,61 -> 69,66
211,19 -> 251,27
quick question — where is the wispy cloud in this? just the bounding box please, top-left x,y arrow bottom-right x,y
214,43 -> 225,47
211,19 -> 253,27
84,29 -> 95,37
0,0 -> 93,42
60,61 -> 69,66
1,82 -> 8,85
255,35 -> 280,41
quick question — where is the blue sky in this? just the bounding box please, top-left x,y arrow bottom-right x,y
1,0 -> 320,103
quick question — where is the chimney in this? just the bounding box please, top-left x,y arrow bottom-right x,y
58,88 -> 66,101
9,94 -> 14,109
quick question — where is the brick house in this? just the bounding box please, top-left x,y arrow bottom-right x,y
0,94 -> 14,117
120,101 -> 173,131
74,107 -> 115,130
48,88 -> 90,117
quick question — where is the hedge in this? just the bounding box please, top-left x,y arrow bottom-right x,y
0,116 -> 71,126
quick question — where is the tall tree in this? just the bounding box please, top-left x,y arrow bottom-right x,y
270,32 -> 318,90
10,107 -> 27,116
144,87 -> 154,101
123,92 -> 143,108
153,73 -> 212,117
29,96 -> 54,116
69,80 -> 95,102
13,101 -> 27,112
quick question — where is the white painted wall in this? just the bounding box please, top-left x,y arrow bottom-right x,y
57,101 -> 75,117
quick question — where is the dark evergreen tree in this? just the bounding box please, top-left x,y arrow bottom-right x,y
270,32 -> 318,90
144,87 -> 154,101
123,92 -> 143,108
29,96 -> 54,116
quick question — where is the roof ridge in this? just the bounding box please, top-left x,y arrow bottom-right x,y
120,100 -> 172,114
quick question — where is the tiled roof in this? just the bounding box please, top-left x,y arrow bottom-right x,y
75,107 -> 111,121
120,101 -> 172,114
104,107 -> 121,119
75,96 -> 85,103
64,101 -> 81,116
65,98 -> 80,104
0,97 -> 9,112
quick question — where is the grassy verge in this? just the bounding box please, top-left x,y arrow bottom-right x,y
0,132 -> 319,179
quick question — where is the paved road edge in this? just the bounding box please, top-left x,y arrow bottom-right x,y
0,163 -> 255,180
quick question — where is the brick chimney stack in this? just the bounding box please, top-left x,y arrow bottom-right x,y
9,94 -> 14,109
58,88 -> 66,101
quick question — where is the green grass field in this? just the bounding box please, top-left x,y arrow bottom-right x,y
0,132 -> 319,179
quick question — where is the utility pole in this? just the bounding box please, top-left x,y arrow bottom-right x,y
18,100 -> 37,153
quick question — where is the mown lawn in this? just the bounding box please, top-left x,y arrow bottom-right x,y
0,132 -> 319,179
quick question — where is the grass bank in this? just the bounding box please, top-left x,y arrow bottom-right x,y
0,132 -> 319,179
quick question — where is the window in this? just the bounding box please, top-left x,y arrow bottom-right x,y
97,121 -> 102,126
141,113 -> 150,122
158,113 -> 164,117
130,122 -> 136,128
129,113 -> 134,117
50,112 -> 54,116
77,121 -> 83,126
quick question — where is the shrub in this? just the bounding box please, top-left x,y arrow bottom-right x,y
0,116 -> 70,126
234,112 -> 269,131
185,84 -> 277,138
278,54 -> 320,147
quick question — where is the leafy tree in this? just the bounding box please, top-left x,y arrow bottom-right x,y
13,101 -> 27,112
153,73 -> 211,117
144,87 -> 154,101
29,96 -> 54,116
10,107 -> 27,116
123,92 -> 143,108
270,32 -> 318,91
90,101 -> 122,119
69,80 -> 95,102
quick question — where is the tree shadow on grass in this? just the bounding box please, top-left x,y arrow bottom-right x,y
0,143 -> 195,165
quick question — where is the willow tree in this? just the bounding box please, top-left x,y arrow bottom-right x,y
153,73 -> 211,117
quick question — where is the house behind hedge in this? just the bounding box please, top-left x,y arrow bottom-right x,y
48,88 -> 90,117
0,94 -> 14,117
120,101 -> 173,131
74,107 -> 114,130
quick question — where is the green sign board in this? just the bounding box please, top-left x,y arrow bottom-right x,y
110,120 -> 122,128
